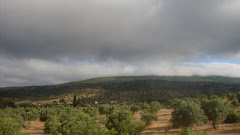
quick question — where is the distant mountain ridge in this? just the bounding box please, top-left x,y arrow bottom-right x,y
1,76 -> 240,102
73,76 -> 240,84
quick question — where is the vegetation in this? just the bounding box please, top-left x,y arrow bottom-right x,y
105,105 -> 145,134
130,104 -> 141,113
171,99 -> 206,128
0,91 -> 239,135
224,110 -> 240,123
178,127 -> 194,135
231,99 -> 240,107
237,92 -> 240,102
73,94 -> 77,107
1,76 -> 240,103
141,111 -> 158,125
0,117 -> 21,135
201,98 -> 229,129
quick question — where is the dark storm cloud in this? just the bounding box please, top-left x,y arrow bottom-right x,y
1,0 -> 239,63
1,0 -> 240,87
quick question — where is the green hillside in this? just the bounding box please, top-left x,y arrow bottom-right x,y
0,76 -> 240,103
73,76 -> 240,84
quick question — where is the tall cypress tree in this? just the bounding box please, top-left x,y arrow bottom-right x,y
73,94 -> 77,107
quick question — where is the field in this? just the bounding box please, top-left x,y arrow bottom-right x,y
20,107 -> 240,135
140,108 -> 240,135
22,120 -> 48,135
1,92 -> 240,135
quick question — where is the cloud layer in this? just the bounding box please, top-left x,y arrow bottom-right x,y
0,0 -> 240,87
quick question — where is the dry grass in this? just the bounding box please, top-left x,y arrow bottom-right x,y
22,119 -> 49,135
140,108 -> 240,135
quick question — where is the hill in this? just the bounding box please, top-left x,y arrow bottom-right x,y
0,76 -> 240,103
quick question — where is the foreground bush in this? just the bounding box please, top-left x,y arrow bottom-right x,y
82,106 -> 99,117
98,104 -> 111,115
141,111 -> 158,125
40,107 -> 58,121
106,106 -> 145,135
130,104 -> 141,113
171,100 -> 206,128
0,100 -> 17,109
0,117 -> 21,135
236,92 -> 240,102
43,107 -> 105,135
178,127 -> 194,135
231,99 -> 240,107
224,110 -> 240,123
45,115 -> 60,135
61,112 -> 104,135
149,101 -> 162,113
17,107 -> 39,121
201,98 -> 229,129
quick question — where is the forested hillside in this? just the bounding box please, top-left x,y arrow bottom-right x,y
0,76 -> 240,103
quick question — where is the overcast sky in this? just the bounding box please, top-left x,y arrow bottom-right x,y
1,0 -> 240,87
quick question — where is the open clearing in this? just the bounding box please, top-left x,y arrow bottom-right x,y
22,120 -> 49,135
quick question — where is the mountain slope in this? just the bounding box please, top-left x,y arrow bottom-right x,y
73,76 -> 240,84
0,76 -> 240,102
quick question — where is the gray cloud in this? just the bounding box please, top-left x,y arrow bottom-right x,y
1,0 -> 240,87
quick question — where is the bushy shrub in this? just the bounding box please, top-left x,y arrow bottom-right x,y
60,111 -> 104,135
149,101 -> 161,113
130,104 -> 141,113
40,107 -> 56,121
106,106 -> 145,135
98,104 -> 111,115
171,100 -> 206,128
0,100 -> 17,109
201,98 -> 229,129
0,107 -> 24,127
227,94 -> 236,101
224,110 -> 240,123
44,115 -> 61,135
141,111 -> 158,125
82,106 -> 99,117
18,103 -> 37,108
19,107 -> 39,121
141,102 -> 150,110
231,99 -> 240,107
179,127 -> 194,135
0,117 -> 21,135
237,92 -> 240,102
43,107 -> 105,135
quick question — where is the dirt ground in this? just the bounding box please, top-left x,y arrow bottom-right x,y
140,108 -> 240,135
21,120 -> 49,135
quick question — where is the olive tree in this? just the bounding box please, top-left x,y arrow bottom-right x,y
106,106 -> 145,135
201,98 -> 229,129
0,117 -> 21,135
237,92 -> 240,102
171,100 -> 206,128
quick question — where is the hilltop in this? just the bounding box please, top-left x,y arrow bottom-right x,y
0,76 -> 240,103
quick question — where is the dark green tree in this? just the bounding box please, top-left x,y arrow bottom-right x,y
73,95 -> 77,107
201,98 -> 229,129
237,92 -> 240,102
224,110 -> 240,123
171,100 -> 206,128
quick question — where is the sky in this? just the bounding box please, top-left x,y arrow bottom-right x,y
1,0 -> 240,87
